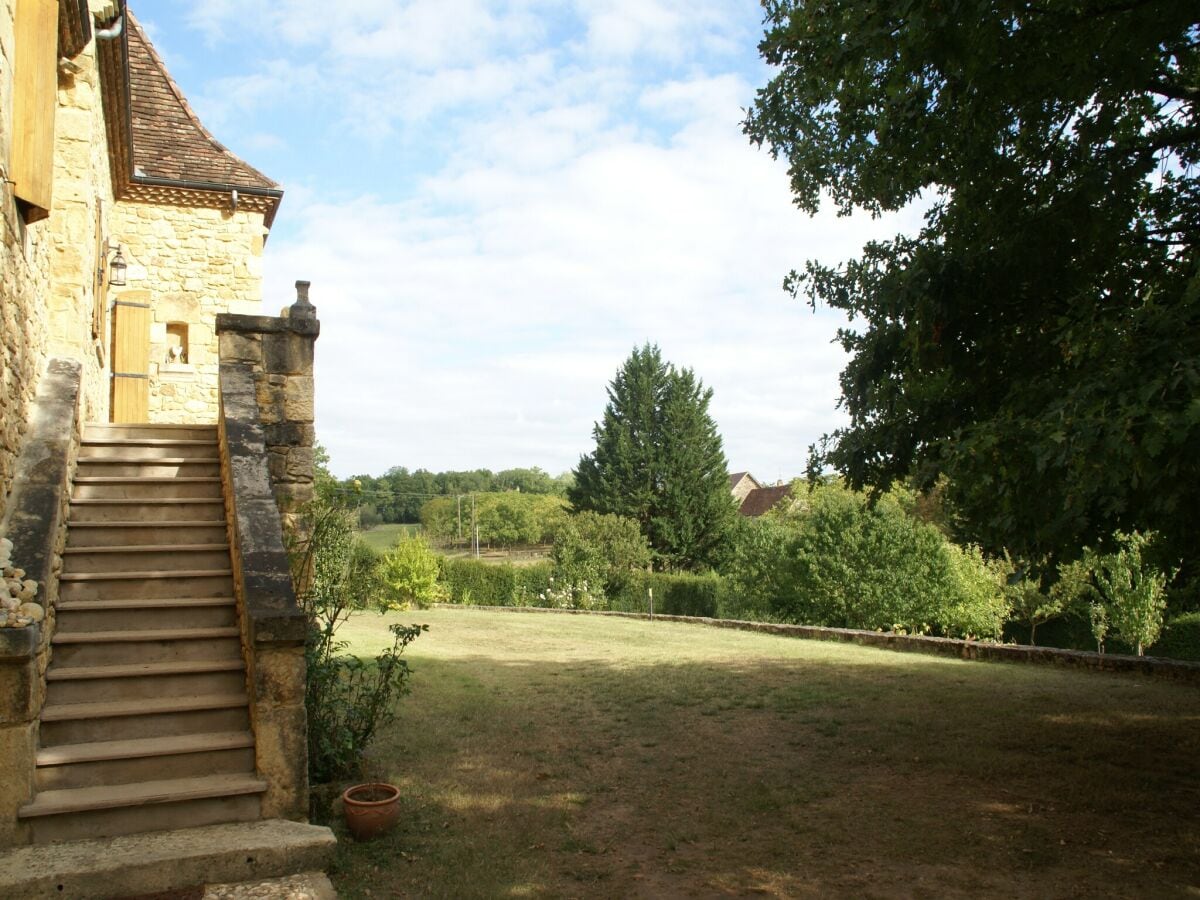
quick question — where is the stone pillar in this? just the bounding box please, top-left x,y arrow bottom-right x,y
216,281 -> 320,540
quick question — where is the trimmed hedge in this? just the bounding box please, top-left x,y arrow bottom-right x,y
609,572 -> 723,618
1151,612 -> 1200,661
441,558 -> 722,616
439,558 -> 553,606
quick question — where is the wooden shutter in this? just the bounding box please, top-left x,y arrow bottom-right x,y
112,293 -> 151,423
11,0 -> 59,220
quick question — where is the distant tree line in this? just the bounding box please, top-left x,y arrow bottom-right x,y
342,467 -> 573,525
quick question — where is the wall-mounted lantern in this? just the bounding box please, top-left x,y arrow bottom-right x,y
99,238 -> 127,287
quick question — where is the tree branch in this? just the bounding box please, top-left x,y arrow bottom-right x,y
1148,79 -> 1200,104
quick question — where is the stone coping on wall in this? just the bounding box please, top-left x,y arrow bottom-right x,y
218,364 -> 306,646
438,605 -> 1200,684
0,359 -> 81,671
217,313 -> 320,339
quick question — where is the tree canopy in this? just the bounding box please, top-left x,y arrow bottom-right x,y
745,1 -> 1200,573
570,344 -> 734,570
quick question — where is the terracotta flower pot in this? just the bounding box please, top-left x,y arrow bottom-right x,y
342,782 -> 402,841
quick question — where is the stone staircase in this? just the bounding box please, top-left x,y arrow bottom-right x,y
17,422 -> 266,844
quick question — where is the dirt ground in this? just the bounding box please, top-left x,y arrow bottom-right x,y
325,609 -> 1200,899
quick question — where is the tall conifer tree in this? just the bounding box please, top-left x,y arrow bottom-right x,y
571,344 -> 734,570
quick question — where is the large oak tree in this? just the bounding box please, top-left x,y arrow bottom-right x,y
745,1 -> 1200,576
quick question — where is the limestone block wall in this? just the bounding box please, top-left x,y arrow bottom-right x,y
1,2 -> 114,521
216,283 -> 319,535
0,205 -> 51,528
108,202 -> 268,423
44,15 -> 116,424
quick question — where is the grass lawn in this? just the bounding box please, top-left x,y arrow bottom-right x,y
322,608 -> 1200,898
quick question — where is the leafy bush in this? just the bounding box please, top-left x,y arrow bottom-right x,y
379,535 -> 445,609
721,481 -> 1008,639
291,498 -> 426,784
552,511 -> 651,598
722,515 -> 799,621
1151,612 -> 1200,661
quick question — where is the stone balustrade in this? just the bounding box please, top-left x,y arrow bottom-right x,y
0,359 -> 81,847
215,283 -> 318,822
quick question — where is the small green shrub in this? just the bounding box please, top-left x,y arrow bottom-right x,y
379,535 -> 445,609
291,497 -> 426,784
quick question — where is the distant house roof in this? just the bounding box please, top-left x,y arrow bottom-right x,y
738,484 -> 794,517
96,5 -> 283,226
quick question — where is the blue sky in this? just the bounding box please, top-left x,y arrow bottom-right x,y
142,0 -> 917,480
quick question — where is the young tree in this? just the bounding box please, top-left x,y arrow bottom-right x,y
745,2 -> 1200,571
379,535 -> 445,610
1086,531 -> 1173,657
570,343 -> 735,570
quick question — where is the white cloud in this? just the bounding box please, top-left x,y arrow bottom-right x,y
259,77 -> 917,478
175,0 -> 921,479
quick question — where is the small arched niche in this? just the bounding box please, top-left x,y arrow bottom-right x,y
164,322 -> 189,368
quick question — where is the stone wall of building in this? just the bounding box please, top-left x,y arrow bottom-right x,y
45,10 -> 117,425
0,1 -> 114,522
108,203 -> 268,423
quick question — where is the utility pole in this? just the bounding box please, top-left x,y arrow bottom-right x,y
457,495 -> 462,544
472,493 -> 479,559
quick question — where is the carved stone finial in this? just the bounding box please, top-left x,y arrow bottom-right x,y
290,280 -> 316,319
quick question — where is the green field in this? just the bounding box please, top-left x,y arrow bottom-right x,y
356,523 -> 423,552
323,608 -> 1200,898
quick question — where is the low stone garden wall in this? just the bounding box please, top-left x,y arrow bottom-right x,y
443,604 -> 1200,684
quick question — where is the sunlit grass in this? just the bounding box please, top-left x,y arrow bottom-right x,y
325,608 -> 1200,898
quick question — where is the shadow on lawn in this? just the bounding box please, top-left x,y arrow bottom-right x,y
325,649 -> 1200,899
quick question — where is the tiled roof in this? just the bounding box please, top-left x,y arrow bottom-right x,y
126,11 -> 278,192
738,484 -> 794,517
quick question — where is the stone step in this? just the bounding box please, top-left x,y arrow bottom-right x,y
41,691 -> 249,723
76,458 -> 221,479
39,702 -> 251,746
72,477 -> 224,501
61,544 -> 231,574
20,775 -> 266,844
54,597 -> 237,633
49,628 -> 242,666
68,498 -> 226,523
45,661 -> 245,705
79,440 -> 219,460
35,731 -> 256,792
66,521 -> 229,547
0,819 -> 336,898
84,423 -> 217,442
59,569 -> 234,602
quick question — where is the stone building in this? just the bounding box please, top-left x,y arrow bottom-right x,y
729,471 -> 761,506
0,2 -> 331,887
2,1 -> 280,522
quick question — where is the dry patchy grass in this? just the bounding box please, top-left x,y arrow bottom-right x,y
323,608 -> 1200,899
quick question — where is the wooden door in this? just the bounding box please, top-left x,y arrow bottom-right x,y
111,294 -> 151,423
